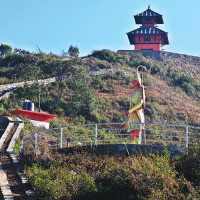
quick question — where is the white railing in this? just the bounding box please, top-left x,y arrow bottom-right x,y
20,122 -> 200,152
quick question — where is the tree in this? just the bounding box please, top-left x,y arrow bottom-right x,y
65,64 -> 98,121
14,48 -> 31,56
0,44 -> 12,57
67,45 -> 79,57
12,54 -> 38,80
60,49 -> 68,57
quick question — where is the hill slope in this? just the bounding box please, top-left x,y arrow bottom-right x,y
0,48 -> 199,126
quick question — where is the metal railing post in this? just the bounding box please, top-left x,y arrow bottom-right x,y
20,139 -> 23,153
95,124 -> 98,145
139,123 -> 142,144
60,127 -> 63,149
35,132 -> 37,150
186,126 -> 188,149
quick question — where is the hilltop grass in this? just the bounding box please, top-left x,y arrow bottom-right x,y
1,48 -> 200,126
21,146 -> 200,200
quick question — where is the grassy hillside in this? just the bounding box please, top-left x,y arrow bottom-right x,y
1,48 -> 200,127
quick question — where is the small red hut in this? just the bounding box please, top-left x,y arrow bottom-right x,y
127,6 -> 169,51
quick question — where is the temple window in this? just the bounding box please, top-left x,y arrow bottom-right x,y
144,35 -> 151,42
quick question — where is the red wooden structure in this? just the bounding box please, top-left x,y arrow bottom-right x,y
10,109 -> 56,129
127,6 -> 169,51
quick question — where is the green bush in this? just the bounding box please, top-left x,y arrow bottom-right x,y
142,74 -> 152,86
22,149 -> 198,200
0,77 -> 10,84
97,62 -> 111,69
116,54 -> 130,65
172,75 -> 199,97
174,145 -> 200,187
91,49 -> 116,63
91,77 -> 106,89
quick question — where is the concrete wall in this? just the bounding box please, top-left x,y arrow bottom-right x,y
62,144 -> 181,156
0,117 -> 14,149
0,116 -> 9,137
118,50 -> 200,67
0,77 -> 56,92
0,116 -> 9,129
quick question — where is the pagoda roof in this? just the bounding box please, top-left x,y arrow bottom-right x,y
134,6 -> 164,24
127,27 -> 169,45
127,27 -> 167,35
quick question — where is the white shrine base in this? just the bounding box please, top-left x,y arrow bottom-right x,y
30,120 -> 49,129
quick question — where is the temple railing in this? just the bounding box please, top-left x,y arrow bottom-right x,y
20,122 -> 200,152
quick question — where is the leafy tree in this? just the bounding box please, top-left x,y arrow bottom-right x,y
65,64 -> 98,121
14,48 -> 31,56
67,45 -> 79,57
12,54 -> 39,80
0,54 -> 24,68
54,60 -> 69,100
0,44 -> 12,57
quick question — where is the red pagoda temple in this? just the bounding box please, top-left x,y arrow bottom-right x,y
127,6 -> 169,51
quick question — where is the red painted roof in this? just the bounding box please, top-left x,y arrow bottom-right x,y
10,109 -> 56,123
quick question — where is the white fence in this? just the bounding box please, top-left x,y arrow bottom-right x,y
20,122 -> 200,152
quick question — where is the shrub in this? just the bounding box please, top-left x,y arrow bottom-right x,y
91,49 -> 116,63
0,77 -> 10,84
150,63 -> 162,75
97,62 -> 111,69
130,151 -> 186,199
22,148 -> 199,200
174,145 -> 200,187
172,75 -> 199,97
116,54 -> 130,65
142,74 -> 152,86
116,98 -> 129,109
91,77 -> 106,89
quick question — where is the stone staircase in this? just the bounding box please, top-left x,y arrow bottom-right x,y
0,117 -> 34,200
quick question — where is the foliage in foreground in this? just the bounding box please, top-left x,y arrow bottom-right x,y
21,146 -> 200,200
